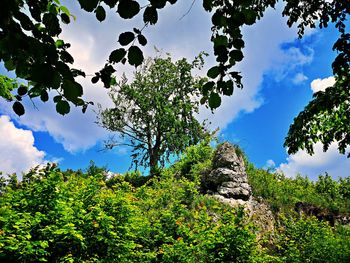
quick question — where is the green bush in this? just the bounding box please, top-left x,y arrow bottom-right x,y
1,143 -> 349,262
0,165 -> 138,262
247,164 -> 349,214
0,157 -> 260,262
275,216 -> 350,262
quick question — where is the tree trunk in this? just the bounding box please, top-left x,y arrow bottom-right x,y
149,151 -> 159,176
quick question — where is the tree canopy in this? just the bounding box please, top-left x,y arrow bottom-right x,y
0,0 -> 349,156
98,55 -> 208,174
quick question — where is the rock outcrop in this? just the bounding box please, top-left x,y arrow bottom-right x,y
202,142 -> 275,235
295,201 -> 350,226
202,142 -> 251,201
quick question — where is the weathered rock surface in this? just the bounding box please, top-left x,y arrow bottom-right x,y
202,142 -> 251,201
202,142 -> 275,236
295,201 -> 350,226
212,142 -> 246,172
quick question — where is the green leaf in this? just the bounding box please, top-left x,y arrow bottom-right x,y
143,6 -> 158,25
56,100 -> 70,115
15,63 -> 29,79
78,0 -> 99,12
209,92 -> 221,109
61,13 -> 70,24
168,0 -> 177,4
230,49 -> 244,61
137,35 -> 147,46
203,0 -> 212,11
16,12 -> 33,31
91,75 -> 99,84
109,48 -> 127,63
17,85 -> 28,96
0,76 -> 16,100
223,80 -> 234,96
60,6 -> 70,16
133,27 -> 141,34
217,80 -> 226,92
51,71 -> 62,89
30,64 -> 56,86
60,50 -> 74,64
13,101 -> 25,116
232,38 -> 245,49
104,0 -> 119,8
28,86 -> 42,98
95,6 -> 106,22
229,50 -> 244,62
43,13 -> 61,36
242,9 -> 256,25
4,60 -> 15,71
55,39 -> 64,48
53,95 -> 62,103
213,35 -> 228,48
117,0 -> 140,19
119,32 -> 135,46
216,50 -> 228,63
150,0 -> 167,9
49,4 -> 59,15
207,66 -> 220,79
40,90 -> 49,102
212,11 -> 226,27
128,46 -> 144,67
63,79 -> 83,101
202,81 -> 214,95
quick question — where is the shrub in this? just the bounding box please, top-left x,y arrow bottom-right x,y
275,216 -> 350,262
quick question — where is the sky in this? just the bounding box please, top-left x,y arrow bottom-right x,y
0,0 -> 349,180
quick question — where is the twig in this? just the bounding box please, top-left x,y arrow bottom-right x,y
179,0 -> 196,21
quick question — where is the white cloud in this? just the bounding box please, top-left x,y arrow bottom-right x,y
292,72 -> 308,84
0,115 -> 46,175
311,76 -> 335,93
278,142 -> 350,180
270,46 -> 314,82
265,159 -> 276,168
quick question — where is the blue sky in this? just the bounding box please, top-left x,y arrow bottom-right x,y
0,1 -> 349,180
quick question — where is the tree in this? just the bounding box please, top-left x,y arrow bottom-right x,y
1,0 -> 349,156
97,55 -> 207,174
284,75 -> 350,157
282,1 -> 350,157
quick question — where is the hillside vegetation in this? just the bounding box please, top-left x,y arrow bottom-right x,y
0,142 -> 349,262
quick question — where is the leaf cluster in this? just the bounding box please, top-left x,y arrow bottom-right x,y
0,0 -> 93,116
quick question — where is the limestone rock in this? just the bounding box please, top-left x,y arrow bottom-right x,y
202,142 -> 251,201
212,142 -> 246,173
202,142 -> 275,238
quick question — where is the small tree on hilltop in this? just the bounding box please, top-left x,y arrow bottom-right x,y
98,54 -> 208,175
